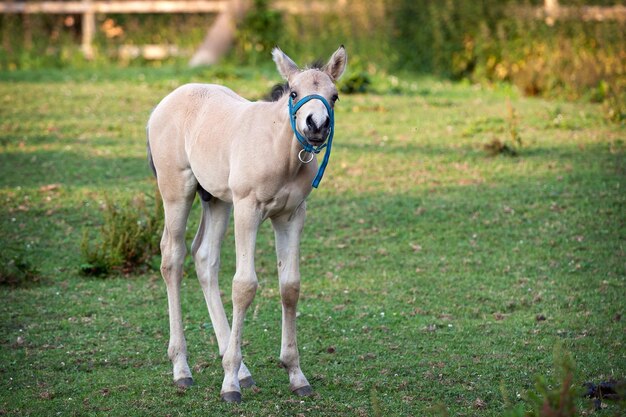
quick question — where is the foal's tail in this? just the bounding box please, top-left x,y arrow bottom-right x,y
146,124 -> 157,179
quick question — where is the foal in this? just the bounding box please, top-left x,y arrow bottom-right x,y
147,46 -> 347,402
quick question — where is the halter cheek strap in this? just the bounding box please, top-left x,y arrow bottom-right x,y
288,94 -> 335,188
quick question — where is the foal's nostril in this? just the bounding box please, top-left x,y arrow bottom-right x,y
306,115 -> 316,131
306,115 -> 330,134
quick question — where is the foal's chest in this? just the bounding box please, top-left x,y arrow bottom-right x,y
258,182 -> 310,219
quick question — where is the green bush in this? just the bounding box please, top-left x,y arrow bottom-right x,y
387,0 -> 625,121
484,99 -> 523,157
339,71 -> 372,94
503,347 -> 581,417
235,0 -> 283,65
0,250 -> 41,287
80,190 -> 163,276
601,80 -> 626,124
386,0 -> 512,77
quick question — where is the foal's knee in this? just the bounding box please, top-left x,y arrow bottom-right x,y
232,272 -> 258,308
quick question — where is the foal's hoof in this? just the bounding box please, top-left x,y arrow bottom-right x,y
239,376 -> 255,388
174,377 -> 193,388
221,391 -> 242,403
293,385 -> 314,397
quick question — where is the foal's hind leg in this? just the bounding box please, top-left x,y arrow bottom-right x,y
191,198 -> 254,388
159,176 -> 196,387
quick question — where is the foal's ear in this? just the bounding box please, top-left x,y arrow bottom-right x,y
272,47 -> 299,81
323,46 -> 347,81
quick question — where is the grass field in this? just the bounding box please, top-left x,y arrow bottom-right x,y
0,65 -> 624,416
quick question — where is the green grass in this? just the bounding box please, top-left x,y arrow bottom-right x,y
0,66 -> 624,416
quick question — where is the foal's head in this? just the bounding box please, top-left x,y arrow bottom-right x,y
272,46 -> 347,147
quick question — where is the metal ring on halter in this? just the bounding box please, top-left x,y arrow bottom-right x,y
298,149 -> 315,164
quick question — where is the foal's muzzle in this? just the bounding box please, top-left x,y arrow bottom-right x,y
304,114 -> 331,146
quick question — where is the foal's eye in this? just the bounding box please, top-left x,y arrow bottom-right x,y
290,91 -> 298,99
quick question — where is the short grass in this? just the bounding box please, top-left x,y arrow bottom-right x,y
0,66 -> 624,416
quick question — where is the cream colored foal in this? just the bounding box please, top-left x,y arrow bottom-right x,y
147,46 -> 347,403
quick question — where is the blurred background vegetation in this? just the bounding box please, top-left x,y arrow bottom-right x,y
1,0 -> 624,120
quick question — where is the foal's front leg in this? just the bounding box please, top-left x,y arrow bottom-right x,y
271,204 -> 312,396
220,200 -> 261,403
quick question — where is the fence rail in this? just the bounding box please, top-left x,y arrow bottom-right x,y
0,0 -> 338,14
0,1 -> 228,14
512,3 -> 626,24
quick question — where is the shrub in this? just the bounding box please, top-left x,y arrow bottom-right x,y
601,80 -> 626,124
0,250 -> 41,287
80,190 -> 163,276
235,0 -> 283,65
339,71 -> 372,94
503,347 -> 589,417
484,99 -> 523,157
388,1 -> 625,122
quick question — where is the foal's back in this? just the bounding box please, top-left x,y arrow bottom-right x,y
149,83 -> 249,146
148,83 -> 256,201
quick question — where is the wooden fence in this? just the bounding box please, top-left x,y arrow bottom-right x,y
0,0 -> 341,59
1,0 -> 623,60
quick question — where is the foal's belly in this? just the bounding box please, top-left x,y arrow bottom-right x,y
188,150 -> 233,203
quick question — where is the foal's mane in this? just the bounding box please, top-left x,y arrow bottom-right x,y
264,59 -> 325,102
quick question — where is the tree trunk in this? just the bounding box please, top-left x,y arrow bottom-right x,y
189,0 -> 250,67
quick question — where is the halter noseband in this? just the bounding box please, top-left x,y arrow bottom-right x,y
288,94 -> 334,188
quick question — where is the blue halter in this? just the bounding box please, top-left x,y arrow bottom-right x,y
288,94 -> 334,188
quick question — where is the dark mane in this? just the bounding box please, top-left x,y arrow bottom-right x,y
264,59 -> 325,102
266,83 -> 289,102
